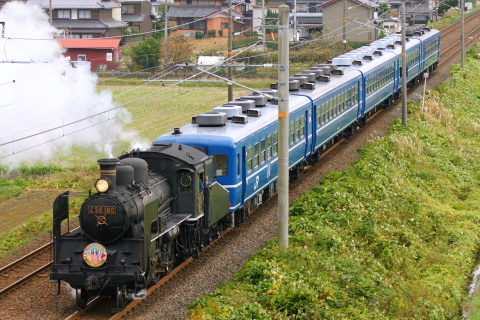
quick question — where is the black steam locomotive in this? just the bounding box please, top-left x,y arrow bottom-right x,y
50,143 -> 230,310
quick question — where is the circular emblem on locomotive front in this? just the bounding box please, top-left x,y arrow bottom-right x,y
83,243 -> 107,267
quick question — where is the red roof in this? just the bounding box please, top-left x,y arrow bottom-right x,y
56,39 -> 121,49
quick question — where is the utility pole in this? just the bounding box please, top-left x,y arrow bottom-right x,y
293,0 -> 297,41
460,0 -> 465,68
49,0 -> 53,25
262,0 -> 266,51
228,0 -> 233,101
401,0 -> 407,127
278,5 -> 289,249
164,0 -> 168,67
343,0 -> 347,53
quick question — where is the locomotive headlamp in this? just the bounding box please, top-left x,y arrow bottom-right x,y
95,179 -> 110,193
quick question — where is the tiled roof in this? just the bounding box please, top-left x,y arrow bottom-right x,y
167,5 -> 225,18
27,0 -> 120,9
167,5 -> 242,19
53,19 -> 127,29
318,0 -> 378,9
405,3 -> 432,14
57,38 -> 121,48
122,13 -> 146,22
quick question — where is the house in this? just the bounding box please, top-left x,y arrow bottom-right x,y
26,0 -> 127,39
389,0 -> 433,24
57,38 -> 122,71
167,0 -> 246,38
382,16 -> 402,34
286,0 -> 326,40
117,0 -> 159,36
318,0 -> 379,42
250,0 -> 325,41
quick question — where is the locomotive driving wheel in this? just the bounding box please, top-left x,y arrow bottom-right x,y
116,285 -> 128,310
76,288 -> 88,309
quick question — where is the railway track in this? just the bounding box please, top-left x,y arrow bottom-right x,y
0,241 -> 53,298
62,228 -> 233,320
439,9 -> 480,66
0,14 -> 477,319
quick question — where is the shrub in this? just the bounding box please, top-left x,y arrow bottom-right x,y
195,31 -> 204,39
207,30 -> 216,38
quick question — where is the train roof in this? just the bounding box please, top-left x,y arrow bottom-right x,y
155,28 -> 440,145
155,68 -> 361,145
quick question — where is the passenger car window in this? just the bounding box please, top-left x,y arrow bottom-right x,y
213,154 -> 228,176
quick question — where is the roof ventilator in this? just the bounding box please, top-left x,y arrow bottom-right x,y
256,89 -> 278,102
316,64 -> 337,74
289,76 -> 314,89
227,99 -> 255,112
193,112 -> 227,126
303,69 -> 324,79
240,94 -> 267,107
212,105 -> 243,119
295,73 -> 316,82
232,115 -> 248,124
270,80 -> 300,91
331,56 -> 352,67
303,82 -> 315,89
247,109 -> 262,117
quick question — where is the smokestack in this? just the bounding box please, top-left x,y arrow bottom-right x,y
97,158 -> 119,191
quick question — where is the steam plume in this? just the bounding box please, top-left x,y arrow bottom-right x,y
0,2 -> 148,169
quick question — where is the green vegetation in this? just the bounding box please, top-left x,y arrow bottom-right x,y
125,37 -> 162,70
0,211 -> 53,256
188,46 -> 480,319
0,164 -> 64,203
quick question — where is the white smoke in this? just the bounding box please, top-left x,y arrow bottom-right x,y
0,2 -> 149,169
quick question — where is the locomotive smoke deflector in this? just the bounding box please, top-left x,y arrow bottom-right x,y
96,158 -> 119,192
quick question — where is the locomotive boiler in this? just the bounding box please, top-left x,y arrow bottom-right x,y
51,143 -> 230,310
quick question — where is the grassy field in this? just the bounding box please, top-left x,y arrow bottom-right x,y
100,77 -> 273,141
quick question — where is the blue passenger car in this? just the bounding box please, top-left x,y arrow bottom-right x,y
154,25 -> 440,225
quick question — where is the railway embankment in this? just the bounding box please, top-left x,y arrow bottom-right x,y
188,45 -> 480,319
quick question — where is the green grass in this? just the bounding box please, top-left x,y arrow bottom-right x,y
0,212 -> 53,256
187,46 -> 480,319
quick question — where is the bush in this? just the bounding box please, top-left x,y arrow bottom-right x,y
207,30 -> 216,38
195,31 -> 204,39
218,29 -> 223,37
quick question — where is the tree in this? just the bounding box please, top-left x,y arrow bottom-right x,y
129,38 -> 161,70
438,0 -> 458,15
265,9 -> 279,35
162,35 -> 194,67
153,3 -> 178,41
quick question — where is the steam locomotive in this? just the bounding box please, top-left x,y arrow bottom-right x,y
51,25 -> 440,310
51,144 -> 230,310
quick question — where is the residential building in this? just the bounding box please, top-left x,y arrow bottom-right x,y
318,0 -> 379,42
57,38 -> 122,71
26,0 -> 127,38
167,0 -> 246,38
117,0 -> 159,36
389,0 -> 433,24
